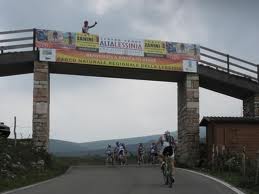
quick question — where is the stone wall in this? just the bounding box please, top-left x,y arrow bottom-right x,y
243,94 -> 259,118
177,73 -> 200,166
32,61 -> 50,150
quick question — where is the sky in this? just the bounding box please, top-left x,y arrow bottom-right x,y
0,0 -> 258,143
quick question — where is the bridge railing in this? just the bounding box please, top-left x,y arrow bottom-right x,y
0,29 -> 258,82
200,46 -> 258,82
0,29 -> 35,54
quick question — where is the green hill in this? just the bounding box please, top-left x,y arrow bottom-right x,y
49,132 -> 179,156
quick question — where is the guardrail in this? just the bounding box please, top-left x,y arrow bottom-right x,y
200,46 -> 258,82
0,29 -> 35,54
0,29 -> 258,82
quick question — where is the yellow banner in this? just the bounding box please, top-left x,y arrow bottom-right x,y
56,49 -> 183,72
76,33 -> 99,50
144,40 -> 166,56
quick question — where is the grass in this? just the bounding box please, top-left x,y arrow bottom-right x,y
195,168 -> 259,194
0,138 -> 70,192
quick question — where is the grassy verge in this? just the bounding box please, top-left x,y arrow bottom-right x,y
0,158 -> 68,192
0,139 -> 70,192
194,168 -> 259,194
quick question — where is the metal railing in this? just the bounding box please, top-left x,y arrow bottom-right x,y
0,29 -> 35,54
200,46 -> 258,82
0,29 -> 258,82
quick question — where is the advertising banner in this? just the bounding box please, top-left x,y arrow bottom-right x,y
166,42 -> 200,61
99,37 -> 144,57
144,40 -> 166,58
56,49 -> 183,72
36,29 -> 200,73
36,29 -> 76,49
76,33 -> 99,52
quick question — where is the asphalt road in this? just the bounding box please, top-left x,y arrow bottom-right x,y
8,166 -> 238,194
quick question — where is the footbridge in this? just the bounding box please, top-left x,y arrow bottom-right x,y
1,29 -> 258,166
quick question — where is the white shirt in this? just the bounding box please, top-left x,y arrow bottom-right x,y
82,26 -> 89,33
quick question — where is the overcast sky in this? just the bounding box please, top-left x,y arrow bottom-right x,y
0,0 -> 258,143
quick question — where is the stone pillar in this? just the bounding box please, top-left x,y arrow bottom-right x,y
177,73 -> 200,166
243,94 -> 259,118
32,61 -> 50,151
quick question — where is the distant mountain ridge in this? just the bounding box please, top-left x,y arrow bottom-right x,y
49,129 -> 206,156
49,133 -> 165,156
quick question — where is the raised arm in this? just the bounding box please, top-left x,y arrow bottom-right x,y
88,21 -> 97,29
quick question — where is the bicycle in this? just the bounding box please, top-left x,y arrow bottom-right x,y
118,151 -> 126,165
137,152 -> 145,165
162,153 -> 174,188
150,153 -> 158,164
105,153 -> 114,166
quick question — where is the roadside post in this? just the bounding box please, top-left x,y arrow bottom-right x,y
241,146 -> 246,176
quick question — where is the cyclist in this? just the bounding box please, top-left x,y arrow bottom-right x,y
105,144 -> 113,164
118,143 -> 126,165
82,20 -> 97,34
149,142 -> 158,164
114,141 -> 120,163
121,143 -> 128,165
157,130 -> 176,182
137,143 -> 145,165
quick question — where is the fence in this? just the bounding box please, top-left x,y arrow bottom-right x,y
0,29 -> 35,54
0,29 -> 258,82
209,144 -> 259,185
200,46 -> 258,82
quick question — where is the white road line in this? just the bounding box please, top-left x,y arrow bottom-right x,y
177,168 -> 246,194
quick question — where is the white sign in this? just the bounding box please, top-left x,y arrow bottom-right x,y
99,37 -> 144,57
39,48 -> 56,62
183,60 -> 197,73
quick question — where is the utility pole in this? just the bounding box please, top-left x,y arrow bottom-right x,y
14,116 -> 17,147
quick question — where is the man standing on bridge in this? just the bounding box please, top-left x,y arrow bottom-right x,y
82,20 -> 97,34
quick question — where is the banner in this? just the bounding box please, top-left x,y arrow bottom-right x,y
166,42 -> 200,60
76,33 -> 99,52
36,29 -> 200,73
144,40 -> 166,58
36,29 -> 76,49
99,37 -> 144,57
56,49 -> 183,72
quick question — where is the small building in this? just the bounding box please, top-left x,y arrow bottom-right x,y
200,117 -> 259,160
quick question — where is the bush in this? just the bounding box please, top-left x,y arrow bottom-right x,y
0,138 -> 69,192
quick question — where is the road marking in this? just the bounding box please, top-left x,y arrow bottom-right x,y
178,168 -> 246,194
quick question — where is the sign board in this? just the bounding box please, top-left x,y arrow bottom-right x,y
36,29 -> 200,73
39,48 -> 56,62
183,60 -> 197,73
99,37 -> 144,57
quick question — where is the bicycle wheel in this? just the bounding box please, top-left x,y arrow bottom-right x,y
167,174 -> 172,188
167,158 -> 173,188
162,164 -> 168,185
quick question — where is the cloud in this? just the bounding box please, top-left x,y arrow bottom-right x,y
50,76 -> 177,142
